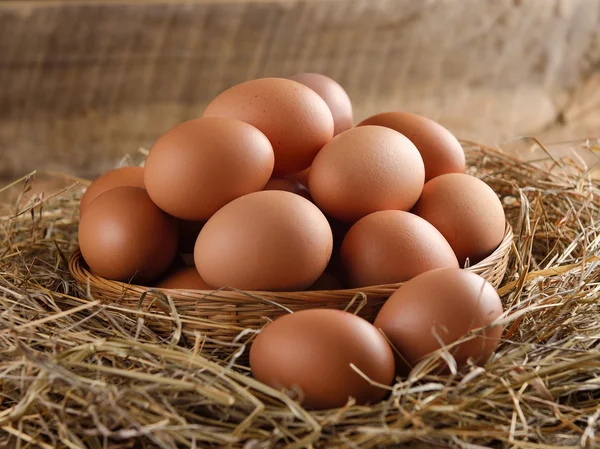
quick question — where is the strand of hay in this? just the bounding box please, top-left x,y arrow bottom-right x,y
1,139 -> 599,449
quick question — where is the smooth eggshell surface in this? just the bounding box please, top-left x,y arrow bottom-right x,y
250,309 -> 395,410
194,190 -> 333,291
203,78 -> 334,175
412,173 -> 506,266
341,210 -> 458,287
289,73 -> 353,136
144,117 -> 274,221
358,111 -> 465,182
309,125 -> 425,223
79,166 -> 145,216
78,186 -> 178,283
154,266 -> 211,290
374,268 -> 503,375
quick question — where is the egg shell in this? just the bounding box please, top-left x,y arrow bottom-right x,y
78,186 -> 178,283
203,78 -> 334,175
289,73 -> 353,136
309,125 -> 425,223
154,266 -> 211,290
194,190 -> 333,291
250,309 -> 395,410
412,173 -> 506,266
341,210 -> 459,287
374,268 -> 503,375
144,117 -> 274,221
358,111 -> 465,182
263,177 -> 311,200
79,166 -> 145,216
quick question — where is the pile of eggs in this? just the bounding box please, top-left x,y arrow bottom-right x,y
78,74 -> 507,409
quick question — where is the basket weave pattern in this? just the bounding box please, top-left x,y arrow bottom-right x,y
69,222 -> 513,353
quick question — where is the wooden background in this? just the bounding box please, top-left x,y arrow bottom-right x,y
1,0 -> 599,178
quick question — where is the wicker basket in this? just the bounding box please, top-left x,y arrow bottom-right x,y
69,222 -> 513,356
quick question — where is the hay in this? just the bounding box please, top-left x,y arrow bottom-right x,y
1,139 -> 600,449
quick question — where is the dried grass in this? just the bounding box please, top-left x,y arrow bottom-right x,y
1,139 -> 600,449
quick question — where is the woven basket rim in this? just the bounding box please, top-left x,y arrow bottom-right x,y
69,221 -> 513,298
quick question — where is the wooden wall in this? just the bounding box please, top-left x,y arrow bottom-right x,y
1,0 -> 599,177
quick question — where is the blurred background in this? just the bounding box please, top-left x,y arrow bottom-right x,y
1,0 -> 599,179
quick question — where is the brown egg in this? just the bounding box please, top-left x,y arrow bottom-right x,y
194,190 -> 333,291
79,166 -> 145,216
154,266 -> 211,290
250,309 -> 395,410
308,272 -> 344,290
203,78 -> 334,175
412,173 -> 506,266
263,177 -> 311,200
341,211 -> 458,287
289,73 -> 353,136
309,126 -> 425,223
374,268 -> 504,375
358,112 -> 465,182
144,117 -> 274,221
177,219 -> 205,253
78,186 -> 178,283
285,167 -> 310,188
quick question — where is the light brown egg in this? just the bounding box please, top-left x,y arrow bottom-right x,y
341,210 -> 458,287
144,117 -> 274,221
309,125 -> 425,223
263,177 -> 311,200
250,309 -> 395,410
79,166 -> 145,216
154,266 -> 211,290
412,173 -> 506,266
78,186 -> 178,283
358,112 -> 465,182
289,73 -> 353,136
374,268 -> 504,375
194,190 -> 333,291
203,78 -> 334,175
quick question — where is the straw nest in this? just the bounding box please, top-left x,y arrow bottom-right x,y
1,140 -> 599,449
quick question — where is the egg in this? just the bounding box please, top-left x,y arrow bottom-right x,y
358,112 -> 465,182
263,177 -> 311,200
203,78 -> 334,175
79,166 -> 145,216
412,173 -> 506,265
250,309 -> 395,410
374,268 -> 504,375
341,210 -> 458,287
78,186 -> 178,283
194,190 -> 333,291
289,73 -> 353,136
154,266 -> 211,290
144,117 -> 274,221
309,125 -> 425,223
308,272 -> 344,290
177,219 -> 205,253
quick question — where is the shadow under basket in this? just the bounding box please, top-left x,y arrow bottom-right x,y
69,223 -> 513,358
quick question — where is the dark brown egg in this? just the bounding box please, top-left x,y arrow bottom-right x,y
263,177 -> 311,200
412,173 -> 506,266
358,112 -> 465,182
144,117 -> 274,221
203,78 -> 334,175
78,186 -> 178,283
309,126 -> 425,223
289,73 -> 353,136
80,166 -> 145,216
194,190 -> 333,291
154,266 -> 211,290
250,309 -> 395,410
341,210 -> 458,287
374,268 -> 504,375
